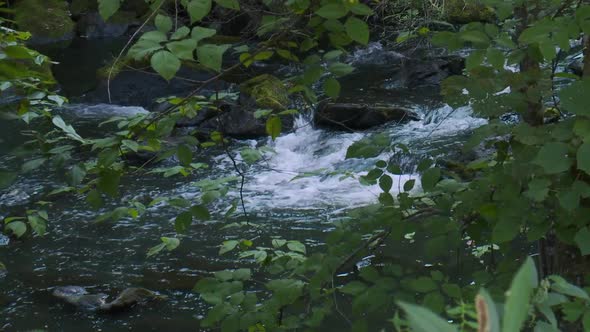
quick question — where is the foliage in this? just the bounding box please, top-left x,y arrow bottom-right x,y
4,0 -> 590,331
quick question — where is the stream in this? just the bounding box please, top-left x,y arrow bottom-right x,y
0,40 -> 486,331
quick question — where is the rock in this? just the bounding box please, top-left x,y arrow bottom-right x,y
239,74 -> 289,110
52,286 -> 165,313
15,0 -> 75,45
98,287 -> 165,312
445,0 -> 495,24
314,102 -> 419,131
76,12 -> 138,39
398,55 -> 465,87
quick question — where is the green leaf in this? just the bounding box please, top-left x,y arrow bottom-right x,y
350,3 -> 373,15
197,44 -> 230,72
147,243 -> 166,257
190,205 -> 210,220
534,142 -> 571,174
421,168 -> 441,191
220,240 -> 239,254
379,175 -> 393,192
266,116 -> 281,141
502,257 -> 538,332
0,170 -> 17,189
315,4 -> 348,19
87,189 -> 103,209
340,281 -> 367,295
121,139 -> 139,152
28,215 -> 46,236
128,31 -> 167,60
191,26 -> 217,42
560,79 -> 590,116
577,142 -> 590,175
97,169 -> 121,197
151,50 -> 181,81
162,237 -> 180,251
155,14 -> 173,33
6,221 -> 27,238
232,268 -> 251,281
345,17 -> 369,45
323,77 -> 341,98
286,240 -> 306,254
69,164 -> 86,186
398,301 -> 458,332
175,211 -> 193,234
188,0 -> 212,23
575,227 -> 590,256
171,26 -> 191,40
177,144 -> 193,166
167,39 -> 197,60
328,62 -> 355,77
98,0 -> 120,20
214,0 -> 239,10
240,148 -> 262,164
476,289 -> 501,332
404,179 -> 416,191
52,115 -> 85,143
549,275 -> 590,300
21,158 -> 46,172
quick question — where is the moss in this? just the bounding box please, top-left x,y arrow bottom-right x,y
445,0 -> 495,24
239,74 -> 289,110
14,0 -> 75,39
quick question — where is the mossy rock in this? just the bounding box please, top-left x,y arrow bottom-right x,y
445,0 -> 495,24
15,0 -> 75,40
96,57 -> 149,80
70,0 -> 148,17
239,74 -> 288,110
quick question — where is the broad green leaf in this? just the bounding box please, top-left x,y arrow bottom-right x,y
167,38 -> 197,60
52,116 -> 85,143
549,275 -> 590,300
340,281 -> 367,295
574,227 -> 590,256
171,26 -> 191,40
323,77 -> 341,98
577,142 -> 590,175
214,0 -> 239,10
266,116 -> 281,141
162,237 -> 180,251
232,268 -> 251,281
398,301 -> 458,332
476,289 -> 501,332
188,0 -> 212,23
155,14 -> 173,33
21,158 -> 46,172
191,26 -> 217,42
151,50 -> 181,81
379,175 -> 393,192
328,62 -> 355,77
6,221 -> 26,238
190,205 -> 210,219
147,243 -> 166,257
177,144 -> 193,166
128,31 -> 167,60
345,17 -> 369,45
315,4 -> 348,19
404,179 -> 416,191
220,240 -> 238,254
421,168 -> 441,191
560,79 -> 590,116
350,3 -> 373,15
0,170 -> 16,189
197,44 -> 230,72
286,240 -> 306,254
175,211 -> 193,234
69,164 -> 86,186
97,169 -> 121,197
98,0 -> 120,20
533,142 -> 571,174
121,139 -> 139,152
28,215 -> 46,236
502,257 -> 538,332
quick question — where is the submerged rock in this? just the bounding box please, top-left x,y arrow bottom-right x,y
314,102 -> 420,131
52,286 -> 165,313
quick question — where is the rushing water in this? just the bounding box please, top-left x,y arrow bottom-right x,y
0,41 -> 486,331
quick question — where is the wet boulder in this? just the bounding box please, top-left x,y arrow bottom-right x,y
76,12 -> 138,39
53,286 -> 165,313
314,102 -> 419,131
14,0 -> 76,45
